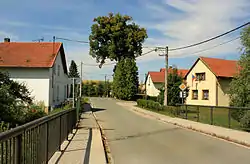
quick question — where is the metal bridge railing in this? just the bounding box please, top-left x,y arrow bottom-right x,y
0,107 -> 77,164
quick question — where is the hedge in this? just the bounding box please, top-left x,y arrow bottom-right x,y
137,99 -> 163,111
137,99 -> 178,116
146,96 -> 158,102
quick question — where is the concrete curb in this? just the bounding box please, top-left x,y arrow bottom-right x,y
92,112 -> 113,164
90,101 -> 113,164
119,102 -> 250,149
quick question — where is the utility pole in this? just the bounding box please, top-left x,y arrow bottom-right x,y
145,73 -> 147,99
104,74 -> 107,97
79,62 -> 83,97
164,46 -> 169,106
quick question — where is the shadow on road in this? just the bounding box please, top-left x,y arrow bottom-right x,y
109,127 -> 180,142
92,108 -> 106,112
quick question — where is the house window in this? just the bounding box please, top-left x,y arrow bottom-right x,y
202,90 -> 209,100
58,65 -> 60,76
192,90 -> 198,100
196,73 -> 205,81
53,65 -> 56,75
57,85 -> 59,101
148,77 -> 150,86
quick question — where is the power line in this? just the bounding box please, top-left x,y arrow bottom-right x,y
82,62 -> 116,66
168,22 -> 249,51
55,37 -> 89,44
82,49 -> 156,66
171,36 -> 241,57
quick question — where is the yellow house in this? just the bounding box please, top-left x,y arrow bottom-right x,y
185,57 -> 238,106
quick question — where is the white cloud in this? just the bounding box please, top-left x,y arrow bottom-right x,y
140,0 -> 250,61
0,20 -> 86,33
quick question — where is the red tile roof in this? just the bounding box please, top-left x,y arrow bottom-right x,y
148,68 -> 188,83
160,68 -> 189,77
0,42 -> 62,68
200,57 -> 238,77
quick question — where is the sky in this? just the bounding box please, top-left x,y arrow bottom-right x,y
0,0 -> 249,82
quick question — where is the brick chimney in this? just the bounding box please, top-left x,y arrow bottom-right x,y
4,38 -> 10,42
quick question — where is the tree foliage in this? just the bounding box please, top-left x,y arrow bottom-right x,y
68,60 -> 80,98
229,26 -> 250,125
229,26 -> 250,107
82,80 -> 111,97
68,60 -> 80,78
89,13 -> 147,68
158,68 -> 183,106
112,58 -> 139,100
0,72 -> 47,127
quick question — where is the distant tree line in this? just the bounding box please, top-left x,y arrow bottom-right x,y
82,80 -> 112,97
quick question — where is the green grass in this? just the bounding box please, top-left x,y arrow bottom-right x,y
136,105 -> 175,117
82,97 -> 89,104
178,106 -> 243,130
137,102 -> 247,131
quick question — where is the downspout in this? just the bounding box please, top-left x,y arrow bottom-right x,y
216,78 -> 218,106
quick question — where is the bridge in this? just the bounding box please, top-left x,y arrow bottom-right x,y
0,97 -> 250,164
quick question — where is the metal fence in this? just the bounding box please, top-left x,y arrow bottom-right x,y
0,108 -> 77,164
176,104 -> 250,131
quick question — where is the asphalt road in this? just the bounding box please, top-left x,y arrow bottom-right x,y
90,98 -> 250,164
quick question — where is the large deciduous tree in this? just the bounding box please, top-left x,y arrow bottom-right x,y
89,13 -> 146,100
229,25 -> 250,126
89,13 -> 147,68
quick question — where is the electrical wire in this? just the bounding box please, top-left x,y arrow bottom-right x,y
170,36 -> 241,57
168,22 -> 249,51
55,37 -> 89,44
82,49 -> 156,66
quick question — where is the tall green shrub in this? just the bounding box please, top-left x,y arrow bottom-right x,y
158,67 -> 183,106
113,58 -> 139,100
229,25 -> 250,122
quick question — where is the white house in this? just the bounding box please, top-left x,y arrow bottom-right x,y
145,68 -> 189,97
0,38 -> 71,111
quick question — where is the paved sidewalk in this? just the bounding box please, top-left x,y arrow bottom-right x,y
49,105 -> 106,164
117,101 -> 250,148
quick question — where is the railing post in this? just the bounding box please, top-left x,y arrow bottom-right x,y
185,105 -> 188,119
45,122 -> 49,164
210,107 -> 213,125
67,113 -> 70,141
15,134 -> 22,164
197,106 -> 200,122
59,115 -> 61,151
228,108 -> 231,128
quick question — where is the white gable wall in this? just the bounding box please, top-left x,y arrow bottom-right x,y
49,51 -> 70,107
0,68 -> 50,106
145,74 -> 161,97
